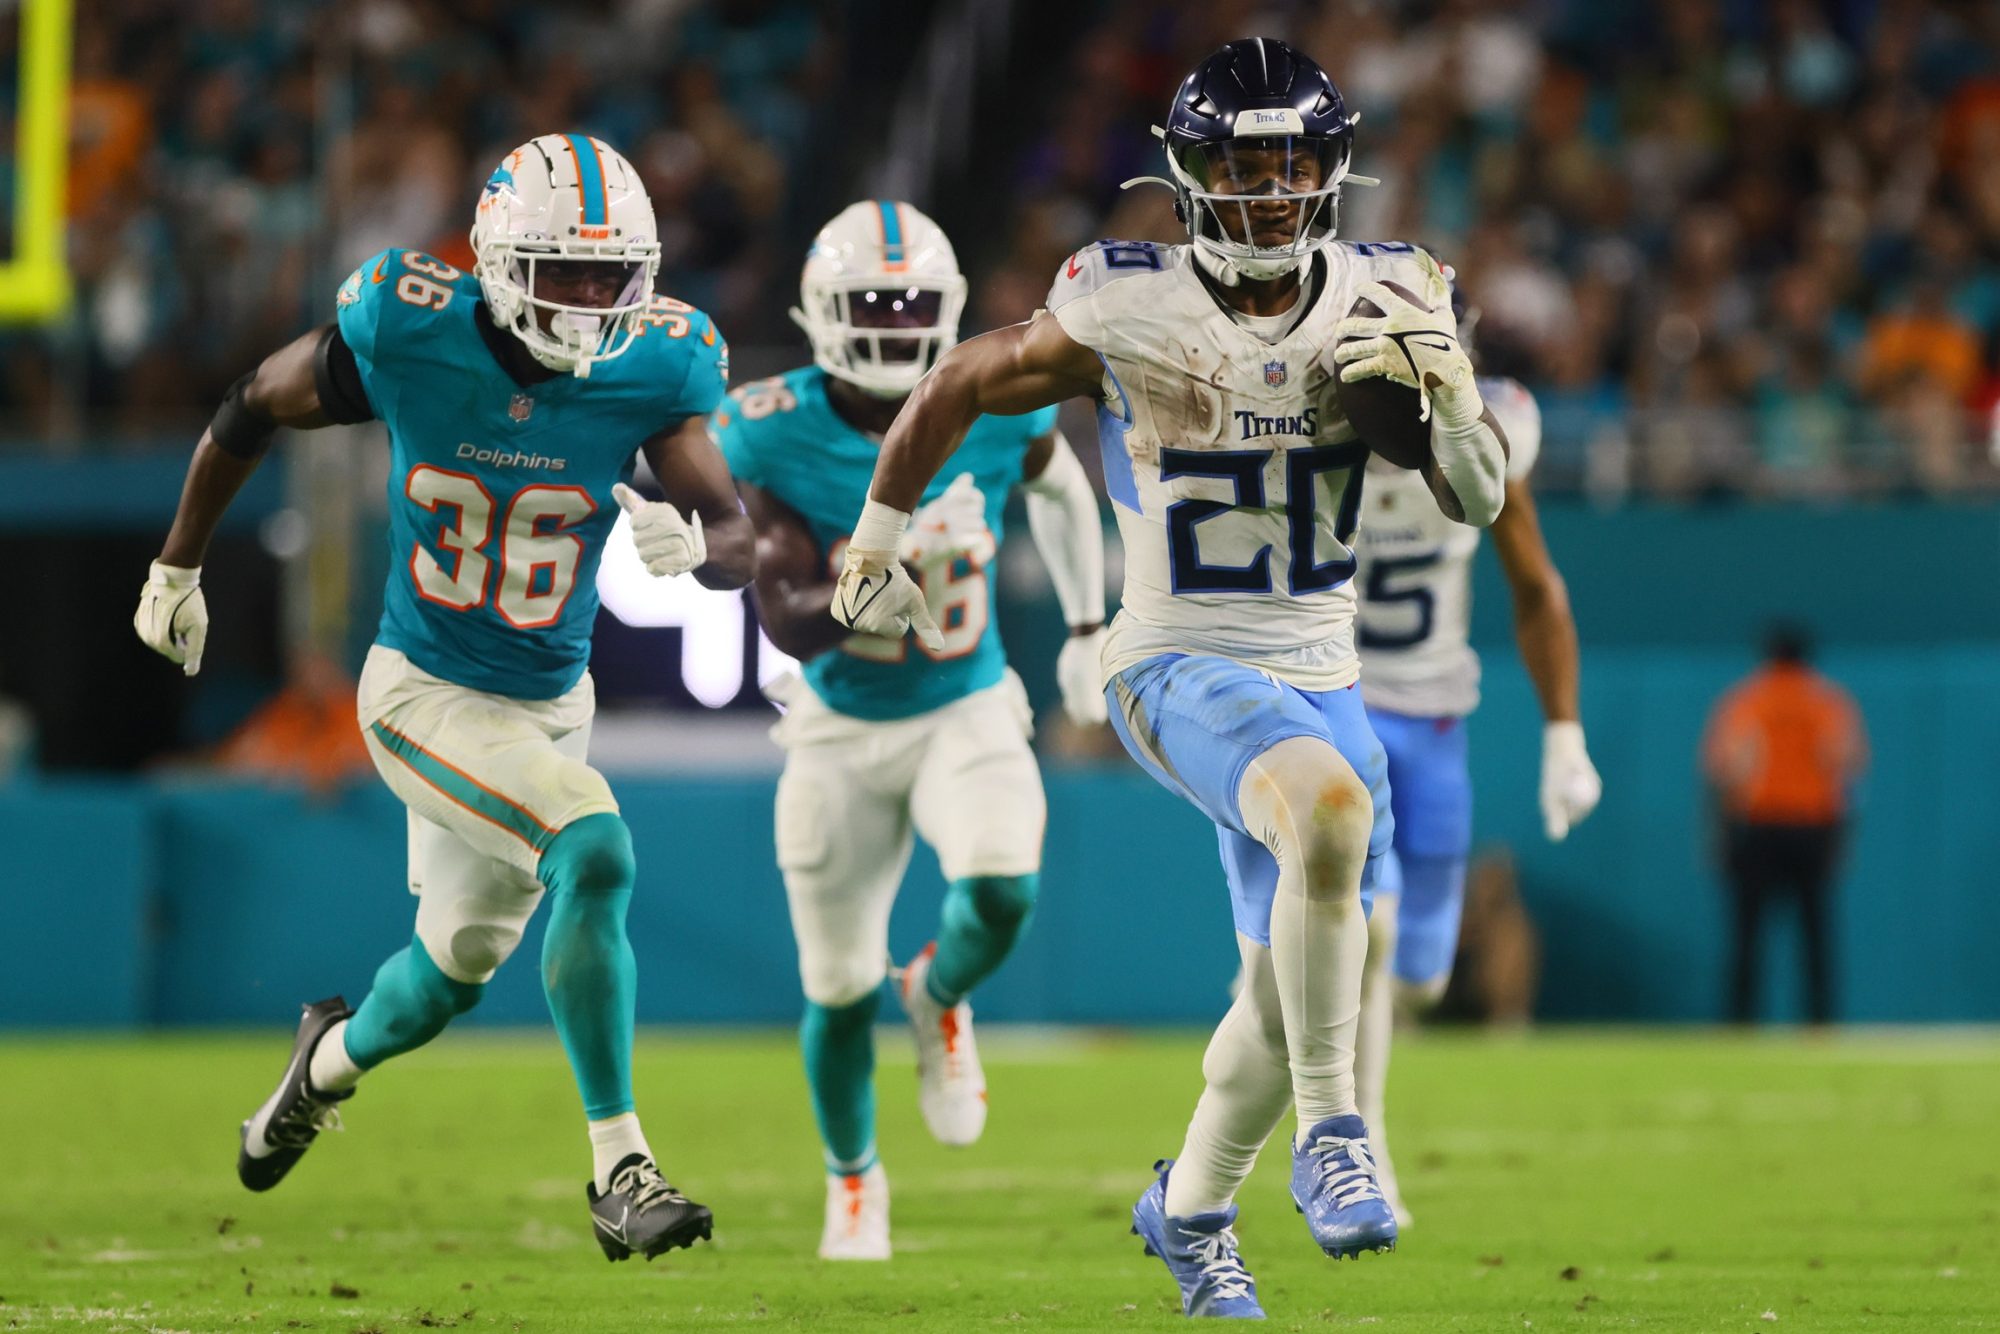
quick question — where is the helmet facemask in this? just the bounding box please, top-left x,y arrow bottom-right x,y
1170,133 -> 1350,281
794,274 -> 966,398
476,241 -> 660,378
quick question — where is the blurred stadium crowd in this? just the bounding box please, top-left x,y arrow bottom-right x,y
11,0 -> 2000,500
15,0 -> 833,442
970,0 -> 2000,499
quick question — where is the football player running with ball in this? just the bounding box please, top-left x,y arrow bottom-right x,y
1351,352 -> 1601,1225
713,201 -> 1107,1260
828,40 -> 1509,1319
132,135 -> 754,1262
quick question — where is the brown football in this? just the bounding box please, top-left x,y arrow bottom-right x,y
1333,282 -> 1433,470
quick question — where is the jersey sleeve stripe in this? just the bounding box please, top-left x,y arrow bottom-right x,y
367,720 -> 560,853
564,133 -> 609,226
1094,355 -> 1141,513
875,200 -> 908,272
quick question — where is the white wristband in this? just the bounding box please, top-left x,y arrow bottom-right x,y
850,498 -> 912,555
149,560 -> 201,589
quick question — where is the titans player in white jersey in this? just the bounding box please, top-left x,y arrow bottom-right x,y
133,135 -> 754,1261
827,40 -> 1511,1319
713,201 -> 1107,1260
1351,364 -> 1601,1224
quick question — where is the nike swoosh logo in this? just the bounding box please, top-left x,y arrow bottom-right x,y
370,258 -> 389,284
593,1207 -> 630,1244
1405,338 -> 1454,353
1066,254 -> 1083,279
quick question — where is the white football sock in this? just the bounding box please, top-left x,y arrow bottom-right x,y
1355,891 -> 1397,1133
589,1113 -> 653,1192
307,1019 -> 363,1095
1238,737 -> 1372,1142
1164,936 -> 1292,1218
1355,891 -> 1402,1208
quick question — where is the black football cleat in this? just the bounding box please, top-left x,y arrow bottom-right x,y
237,996 -> 354,1192
587,1153 -> 714,1261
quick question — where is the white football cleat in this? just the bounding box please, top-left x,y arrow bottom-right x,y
818,1162 -> 891,1261
898,943 -> 988,1146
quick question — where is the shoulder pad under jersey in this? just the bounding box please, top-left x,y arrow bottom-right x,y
1045,239 -> 1179,313
334,248 -> 474,364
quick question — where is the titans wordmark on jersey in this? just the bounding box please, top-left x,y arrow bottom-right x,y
1045,237 -> 1453,692
712,365 -> 1056,722
337,247 -> 728,699
1352,376 -> 1541,718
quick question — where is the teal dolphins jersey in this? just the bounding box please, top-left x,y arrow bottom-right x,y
336,247 -> 728,699
713,366 -> 1057,721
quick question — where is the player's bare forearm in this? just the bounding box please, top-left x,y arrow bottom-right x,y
160,327 -> 333,567
1492,479 -> 1580,722
740,483 -> 847,660
751,572 -> 846,660
159,442 -> 260,568
644,416 -> 756,589
870,313 -> 1102,513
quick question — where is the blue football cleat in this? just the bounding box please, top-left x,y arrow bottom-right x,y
1289,1115 -> 1399,1258
1130,1160 -> 1266,1320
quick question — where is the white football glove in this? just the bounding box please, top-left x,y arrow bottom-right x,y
1540,720 -> 1603,842
1331,277 -> 1482,429
902,472 -> 996,567
1055,625 -> 1108,726
613,482 -> 706,578
834,542 -> 943,650
133,561 -> 208,676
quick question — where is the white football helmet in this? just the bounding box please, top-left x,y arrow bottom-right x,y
471,134 -> 661,377
791,200 -> 967,398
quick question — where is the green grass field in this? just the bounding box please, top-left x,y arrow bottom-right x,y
1,1028 -> 1994,1332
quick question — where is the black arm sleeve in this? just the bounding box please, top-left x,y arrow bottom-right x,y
313,324 -> 376,425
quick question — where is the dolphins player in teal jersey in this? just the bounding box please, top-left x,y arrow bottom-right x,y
132,134 -> 754,1262
712,201 -> 1107,1260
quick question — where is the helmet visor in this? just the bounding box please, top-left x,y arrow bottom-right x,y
527,258 -> 650,311
845,287 -> 947,363
1177,134 -> 1349,258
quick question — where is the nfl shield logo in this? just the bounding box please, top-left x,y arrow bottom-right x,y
508,393 -> 534,423
1264,360 -> 1288,387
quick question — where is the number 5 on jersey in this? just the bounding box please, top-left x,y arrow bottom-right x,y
406,465 -> 594,628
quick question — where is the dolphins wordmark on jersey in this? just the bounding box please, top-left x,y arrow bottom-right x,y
338,247 -> 728,699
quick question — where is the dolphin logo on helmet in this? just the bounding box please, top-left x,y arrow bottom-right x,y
470,134 -> 661,378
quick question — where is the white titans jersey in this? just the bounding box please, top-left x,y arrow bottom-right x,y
1048,238 -> 1453,691
1353,376 -> 1541,718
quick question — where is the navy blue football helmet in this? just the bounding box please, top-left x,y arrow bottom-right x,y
1128,38 -> 1369,280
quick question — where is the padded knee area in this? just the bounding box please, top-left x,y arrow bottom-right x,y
1240,737 -> 1373,902
538,812 -> 636,899
803,960 -> 888,1011
416,884 -> 544,984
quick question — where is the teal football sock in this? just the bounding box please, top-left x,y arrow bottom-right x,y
927,873 -> 1039,1005
342,934 -> 484,1070
538,813 -> 639,1121
802,990 -> 880,1171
